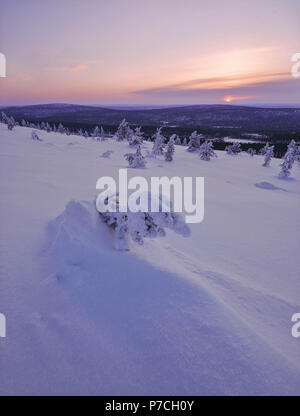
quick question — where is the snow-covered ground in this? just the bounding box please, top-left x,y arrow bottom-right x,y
0,124 -> 299,395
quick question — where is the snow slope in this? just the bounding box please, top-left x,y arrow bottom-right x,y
0,124 -> 299,395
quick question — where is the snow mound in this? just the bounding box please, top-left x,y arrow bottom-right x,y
38,199 -> 300,395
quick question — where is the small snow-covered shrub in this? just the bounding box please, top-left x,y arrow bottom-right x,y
98,126 -> 106,141
57,123 -> 66,134
96,192 -> 190,250
165,136 -> 175,161
151,127 -> 165,157
226,142 -> 241,155
199,140 -> 217,161
124,145 -> 147,168
187,131 -> 202,152
128,127 -> 144,147
174,135 -> 181,145
114,119 -> 132,141
262,144 -> 274,167
247,148 -> 256,157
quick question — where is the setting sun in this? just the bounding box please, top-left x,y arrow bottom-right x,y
224,97 -> 232,102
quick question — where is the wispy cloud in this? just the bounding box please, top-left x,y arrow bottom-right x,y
134,72 -> 290,95
132,73 -> 298,104
61,63 -> 89,72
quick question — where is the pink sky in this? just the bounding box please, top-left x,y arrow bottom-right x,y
0,0 -> 299,106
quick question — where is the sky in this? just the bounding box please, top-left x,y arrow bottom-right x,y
0,0 -> 299,106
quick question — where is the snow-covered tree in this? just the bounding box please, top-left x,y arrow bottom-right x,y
296,145 -> 300,165
174,135 -> 181,145
21,119 -> 27,127
279,140 -> 297,178
124,145 -> 147,168
45,122 -> 52,132
99,126 -> 106,141
57,123 -> 65,134
164,136 -> 175,161
1,112 -> 8,124
114,119 -> 132,141
247,148 -> 256,157
31,130 -> 42,141
199,140 -> 217,161
151,127 -> 165,157
262,144 -> 274,167
187,131 -> 202,152
7,117 -> 15,130
92,126 -> 100,139
226,142 -> 241,155
183,137 -> 188,146
96,193 -> 190,250
260,142 -> 270,155
128,127 -> 144,147
83,130 -> 89,138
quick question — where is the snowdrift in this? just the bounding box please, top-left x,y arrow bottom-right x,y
0,124 -> 299,395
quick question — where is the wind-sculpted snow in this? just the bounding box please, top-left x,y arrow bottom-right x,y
0,124 -> 299,395
40,199 -> 300,395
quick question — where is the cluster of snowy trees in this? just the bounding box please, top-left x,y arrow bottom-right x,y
97,192 -> 190,250
1,112 -> 17,130
2,112 -> 299,179
0,111 -> 109,141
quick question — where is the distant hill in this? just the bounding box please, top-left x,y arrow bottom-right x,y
1,103 -> 300,136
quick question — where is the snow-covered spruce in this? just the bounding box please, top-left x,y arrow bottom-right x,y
96,193 -> 190,250
226,142 -> 241,155
260,142 -> 270,156
174,135 -> 181,145
279,140 -> 297,178
1,112 -> 16,130
151,127 -> 165,157
99,126 -> 106,141
247,148 -> 256,157
183,137 -> 188,146
164,136 -> 175,161
187,131 -> 202,152
124,145 -> 147,168
199,140 -> 217,161
128,127 -> 144,147
262,144 -> 274,167
57,123 -> 66,134
92,126 -> 100,139
114,119 -> 132,141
